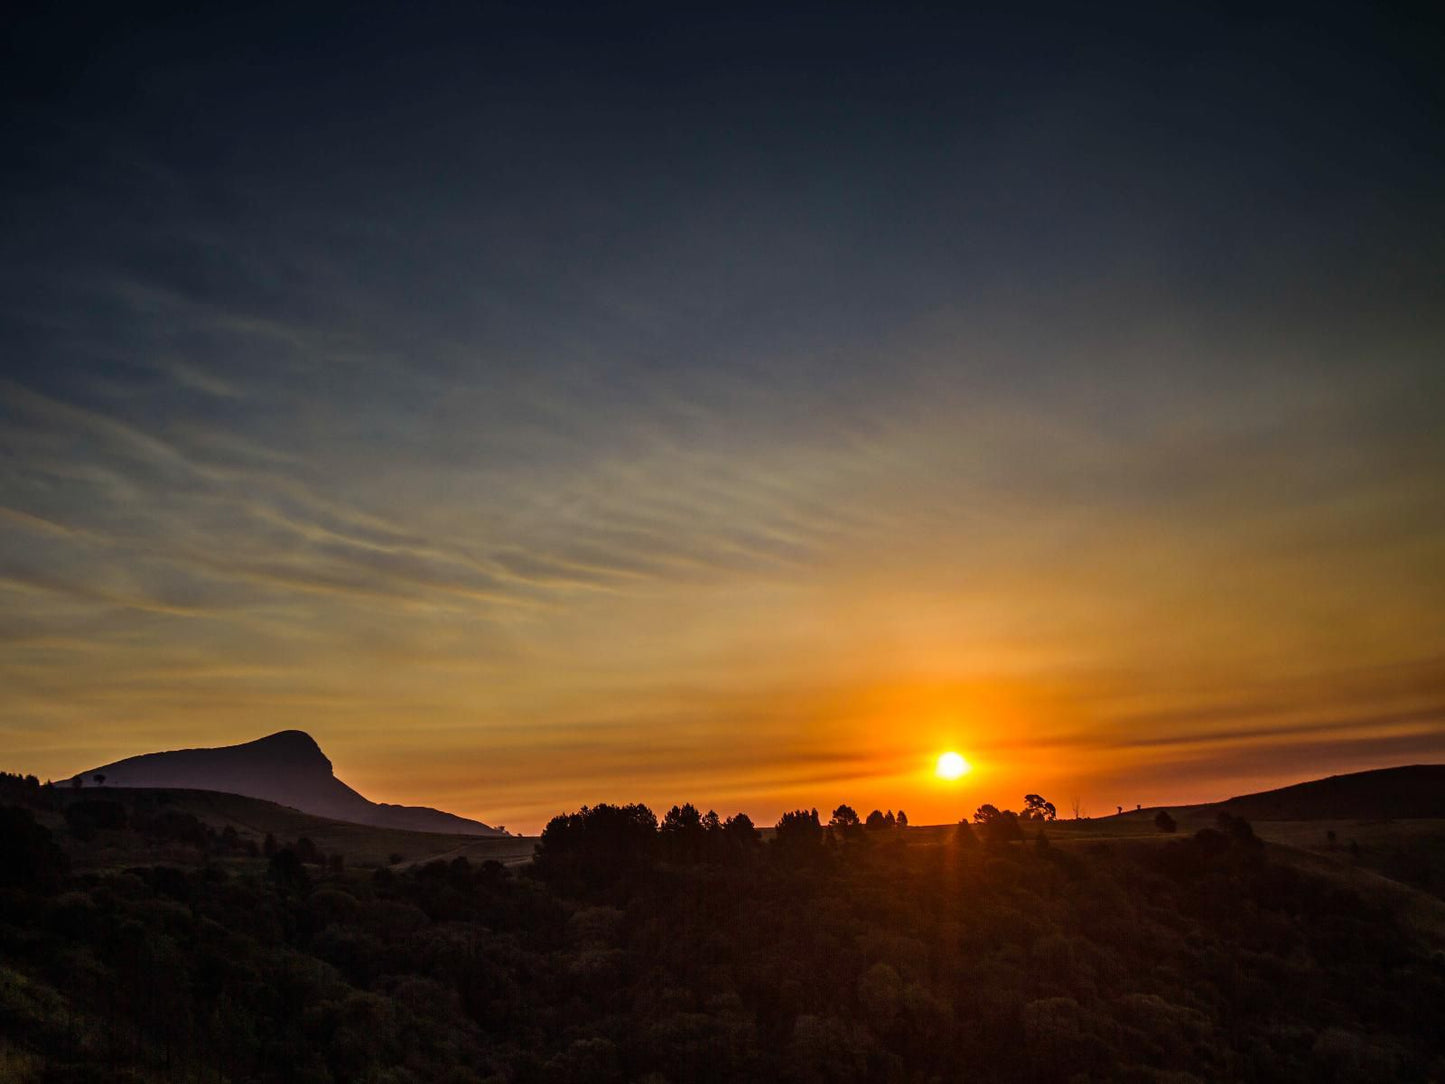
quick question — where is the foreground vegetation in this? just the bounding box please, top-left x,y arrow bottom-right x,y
2,774 -> 1443,1082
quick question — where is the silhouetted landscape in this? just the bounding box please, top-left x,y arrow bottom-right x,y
3,737 -> 1445,1081
5,1 -> 1444,1081
68,731 -> 505,837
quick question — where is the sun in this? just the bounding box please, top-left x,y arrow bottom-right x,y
935,751 -> 970,780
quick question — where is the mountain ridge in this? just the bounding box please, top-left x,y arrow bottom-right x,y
1086,764 -> 1445,824
1208,763 -> 1445,821
69,730 -> 502,836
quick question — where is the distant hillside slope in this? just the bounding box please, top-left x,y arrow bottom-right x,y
69,730 -> 503,836
40,785 -> 536,868
1209,764 -> 1445,821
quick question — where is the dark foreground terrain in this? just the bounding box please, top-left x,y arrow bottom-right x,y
3,772 -> 1444,1082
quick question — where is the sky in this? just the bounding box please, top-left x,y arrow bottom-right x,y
2,3 -> 1443,833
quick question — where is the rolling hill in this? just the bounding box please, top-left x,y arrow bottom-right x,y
44,784 -> 535,869
68,729 -> 504,836
1205,764 -> 1445,821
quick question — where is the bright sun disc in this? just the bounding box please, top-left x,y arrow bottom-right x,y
936,751 -> 969,780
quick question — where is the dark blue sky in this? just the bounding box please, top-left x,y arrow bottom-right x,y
3,2 -> 1443,827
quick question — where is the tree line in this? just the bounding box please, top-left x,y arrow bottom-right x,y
1,769 -> 1442,1081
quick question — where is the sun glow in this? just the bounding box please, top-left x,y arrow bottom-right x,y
935,751 -> 970,780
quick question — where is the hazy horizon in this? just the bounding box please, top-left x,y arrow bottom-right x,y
52,724 -> 1445,836
4,4 -> 1443,835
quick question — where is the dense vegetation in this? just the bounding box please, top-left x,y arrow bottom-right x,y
2,773 -> 1443,1082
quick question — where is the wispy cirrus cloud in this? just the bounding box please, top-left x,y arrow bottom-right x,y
3,2 -> 1444,830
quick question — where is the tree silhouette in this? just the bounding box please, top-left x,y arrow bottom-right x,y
1021,794 -> 1056,821
1154,810 -> 1177,834
1215,811 -> 1260,846
721,812 -> 761,851
2,775 -> 1441,1080
662,803 -> 703,833
774,809 -> 823,851
536,802 -> 659,884
661,803 -> 707,862
976,808 -> 1023,845
830,804 -> 860,830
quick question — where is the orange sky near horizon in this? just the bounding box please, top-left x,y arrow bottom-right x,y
9,515 -> 1443,835
4,354 -> 1443,833
4,5 -> 1445,835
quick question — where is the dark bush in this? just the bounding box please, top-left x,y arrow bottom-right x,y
0,804 -> 67,888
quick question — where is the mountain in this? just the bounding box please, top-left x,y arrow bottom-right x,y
68,730 -> 503,835
1206,764 -> 1445,821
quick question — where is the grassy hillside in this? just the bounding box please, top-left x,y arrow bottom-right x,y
1204,765 -> 1445,821
43,784 -> 536,870
906,765 -> 1445,912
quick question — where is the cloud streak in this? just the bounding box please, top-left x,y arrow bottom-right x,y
3,4 -> 1443,829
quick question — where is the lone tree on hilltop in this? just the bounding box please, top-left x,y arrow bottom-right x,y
1021,794 -> 1056,821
